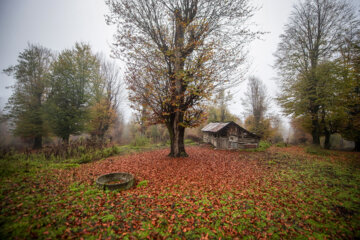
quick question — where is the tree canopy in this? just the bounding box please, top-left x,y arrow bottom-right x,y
46,43 -> 101,143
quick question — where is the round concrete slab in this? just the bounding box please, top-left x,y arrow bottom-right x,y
96,172 -> 134,191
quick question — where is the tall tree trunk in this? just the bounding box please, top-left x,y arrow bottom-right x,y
171,112 -> 188,157
32,93 -> 43,150
311,120 -> 320,145
167,9 -> 188,158
309,68 -> 321,145
321,110 -> 330,149
220,106 -> 225,122
355,138 -> 360,152
324,129 -> 331,150
167,124 -> 187,157
166,122 -> 175,157
63,135 -> 70,145
311,111 -> 320,145
178,125 -> 186,154
33,135 -> 42,149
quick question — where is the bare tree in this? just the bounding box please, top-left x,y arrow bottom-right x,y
215,88 -> 233,122
242,76 -> 270,137
88,57 -> 123,141
275,0 -> 359,145
106,0 -> 260,157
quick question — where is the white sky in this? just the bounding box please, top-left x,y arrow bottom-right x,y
1,0 -> 359,126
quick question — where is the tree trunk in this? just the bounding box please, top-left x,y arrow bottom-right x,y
220,106 -> 225,122
33,135 -> 42,149
321,110 -> 330,149
171,128 -> 187,157
177,123 -> 187,157
311,118 -> 320,145
169,112 -> 188,157
308,68 -> 321,145
311,129 -> 320,145
63,135 -> 70,145
166,122 -> 175,157
166,9 -> 188,158
355,139 -> 360,152
324,130 -> 331,150
32,93 -> 43,150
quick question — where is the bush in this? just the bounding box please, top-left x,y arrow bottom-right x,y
258,141 -> 272,151
275,142 -> 287,147
246,141 -> 272,152
132,135 -> 150,147
110,145 -> 121,155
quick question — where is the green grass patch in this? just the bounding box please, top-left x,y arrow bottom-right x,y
305,145 -> 331,156
184,139 -> 197,145
136,180 -> 149,188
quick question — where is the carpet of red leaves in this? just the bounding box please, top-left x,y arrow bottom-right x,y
52,146 -> 276,239
67,146 -> 267,195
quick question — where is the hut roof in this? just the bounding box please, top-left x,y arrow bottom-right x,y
201,121 -> 261,138
201,122 -> 231,133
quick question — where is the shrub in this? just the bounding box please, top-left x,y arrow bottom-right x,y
257,141 -> 272,151
132,135 -> 149,147
246,141 -> 272,152
275,142 -> 287,147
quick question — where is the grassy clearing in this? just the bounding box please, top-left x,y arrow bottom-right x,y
0,141 -> 178,179
261,148 -> 360,238
0,145 -> 359,239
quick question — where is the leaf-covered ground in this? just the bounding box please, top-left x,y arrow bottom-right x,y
1,145 -> 359,239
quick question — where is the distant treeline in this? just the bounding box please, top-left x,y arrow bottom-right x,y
1,43 -> 123,149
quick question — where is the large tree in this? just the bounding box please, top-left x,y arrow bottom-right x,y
275,0 -> 358,145
3,44 -> 53,149
47,43 -> 100,143
106,0 -> 259,157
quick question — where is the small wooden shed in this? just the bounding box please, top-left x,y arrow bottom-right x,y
201,121 -> 260,150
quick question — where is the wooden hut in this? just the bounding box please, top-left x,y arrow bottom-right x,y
201,121 -> 260,149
